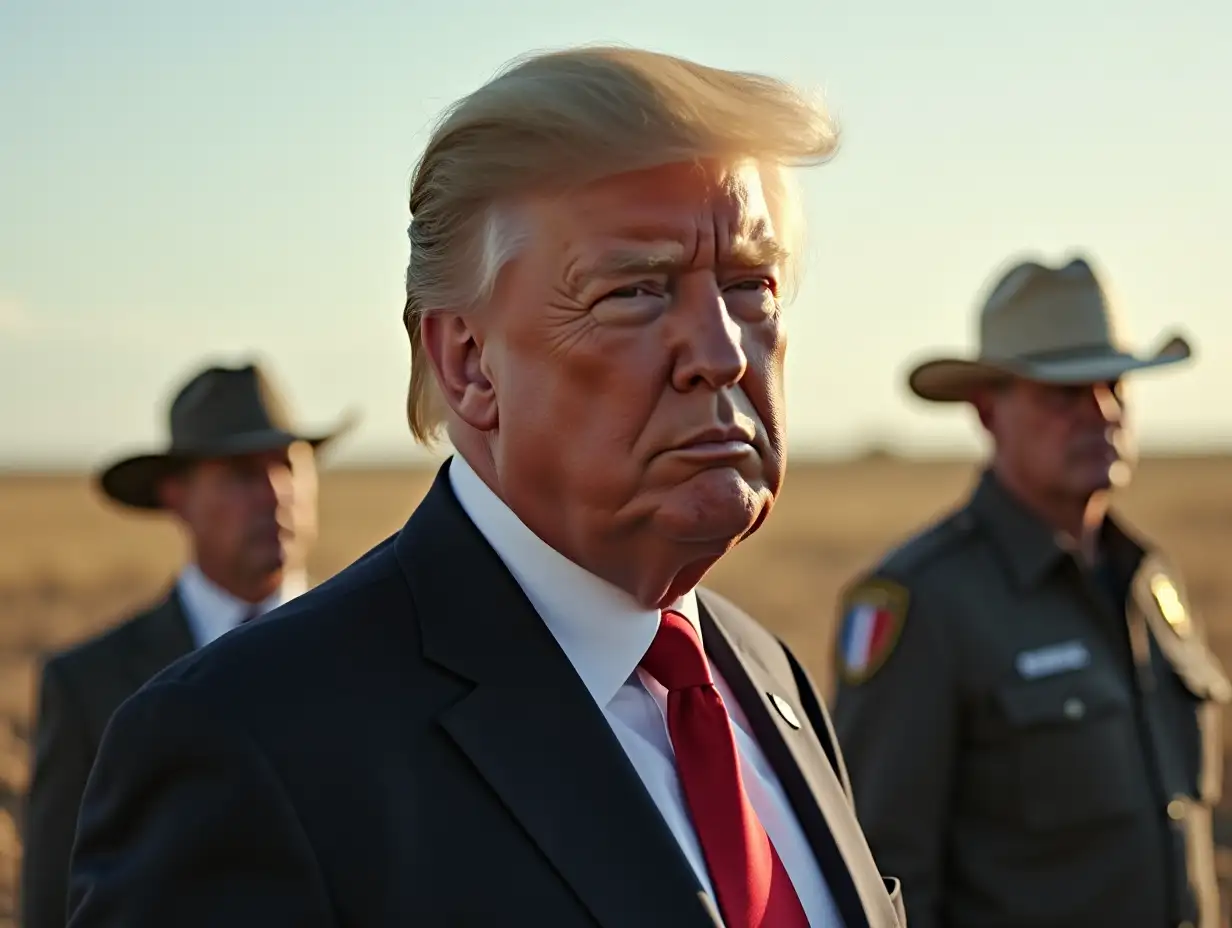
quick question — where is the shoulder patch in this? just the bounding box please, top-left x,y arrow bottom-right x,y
835,577 -> 910,685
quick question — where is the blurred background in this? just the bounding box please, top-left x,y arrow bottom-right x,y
2,1 -> 1230,924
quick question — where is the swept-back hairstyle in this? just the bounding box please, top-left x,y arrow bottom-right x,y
403,45 -> 840,443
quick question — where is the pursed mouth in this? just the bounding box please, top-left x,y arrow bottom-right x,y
666,436 -> 760,462
677,425 -> 757,448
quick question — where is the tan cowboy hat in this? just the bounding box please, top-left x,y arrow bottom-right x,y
97,360 -> 358,510
907,255 -> 1193,403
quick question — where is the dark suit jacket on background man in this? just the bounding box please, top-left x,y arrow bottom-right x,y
21,594 -> 193,928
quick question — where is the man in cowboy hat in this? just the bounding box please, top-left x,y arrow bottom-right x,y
830,253 -> 1230,928
20,358 -> 354,928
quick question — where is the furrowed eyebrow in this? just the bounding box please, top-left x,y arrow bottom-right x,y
566,236 -> 787,289
578,246 -> 687,282
727,237 -> 789,269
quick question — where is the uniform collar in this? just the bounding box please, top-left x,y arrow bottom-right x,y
447,452 -> 699,709
967,468 -> 1146,590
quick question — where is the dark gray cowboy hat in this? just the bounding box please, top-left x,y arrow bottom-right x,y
907,255 -> 1194,403
97,360 -> 358,510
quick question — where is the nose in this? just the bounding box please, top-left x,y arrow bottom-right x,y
669,276 -> 748,392
266,462 -> 296,507
247,461 -> 293,514
1089,382 -> 1123,424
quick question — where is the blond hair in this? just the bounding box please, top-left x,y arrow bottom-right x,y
403,45 -> 840,443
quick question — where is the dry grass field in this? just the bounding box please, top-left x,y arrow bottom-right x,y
1,454 -> 1230,925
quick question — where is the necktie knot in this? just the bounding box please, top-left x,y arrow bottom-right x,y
640,610 -> 713,691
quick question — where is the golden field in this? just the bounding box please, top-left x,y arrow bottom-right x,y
1,454 -> 1230,925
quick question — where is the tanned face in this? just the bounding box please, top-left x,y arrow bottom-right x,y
425,159 -> 789,606
159,440 -> 319,601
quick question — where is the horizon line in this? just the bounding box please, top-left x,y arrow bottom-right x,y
4,443 -> 1231,476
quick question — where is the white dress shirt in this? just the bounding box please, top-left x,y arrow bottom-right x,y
448,454 -> 842,927
175,561 -> 308,649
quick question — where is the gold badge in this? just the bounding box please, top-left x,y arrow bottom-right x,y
1150,573 -> 1192,638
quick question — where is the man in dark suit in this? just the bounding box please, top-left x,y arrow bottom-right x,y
20,359 -> 353,928
66,46 -> 905,928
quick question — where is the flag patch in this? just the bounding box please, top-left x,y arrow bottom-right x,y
835,578 -> 910,684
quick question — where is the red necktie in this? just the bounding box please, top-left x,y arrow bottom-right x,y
641,610 -> 810,928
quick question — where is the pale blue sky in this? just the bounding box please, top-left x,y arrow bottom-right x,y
2,0 -> 1229,467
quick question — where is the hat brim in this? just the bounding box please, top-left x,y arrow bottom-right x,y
906,333 -> 1193,403
96,412 -> 358,511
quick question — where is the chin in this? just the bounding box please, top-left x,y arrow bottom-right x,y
251,546 -> 288,576
654,467 -> 771,544
1107,460 -> 1133,489
1071,460 -> 1127,497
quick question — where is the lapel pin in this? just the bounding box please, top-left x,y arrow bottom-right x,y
768,693 -> 801,730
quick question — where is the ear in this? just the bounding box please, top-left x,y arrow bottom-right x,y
156,471 -> 190,518
418,312 -> 498,432
971,388 -> 997,434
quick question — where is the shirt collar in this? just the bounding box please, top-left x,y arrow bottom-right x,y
448,453 -> 700,708
176,561 -> 308,648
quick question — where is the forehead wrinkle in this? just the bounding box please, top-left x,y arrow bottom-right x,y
559,162 -> 784,288
718,162 -> 770,218
716,200 -> 785,269
713,164 -> 780,261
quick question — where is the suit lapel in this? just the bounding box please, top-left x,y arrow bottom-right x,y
396,465 -> 720,928
698,598 -> 876,928
124,588 -> 196,691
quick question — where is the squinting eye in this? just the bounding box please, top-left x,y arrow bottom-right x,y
726,278 -> 777,295
604,284 -> 657,301
590,284 -> 666,326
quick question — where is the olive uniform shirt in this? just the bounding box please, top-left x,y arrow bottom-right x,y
831,470 -> 1231,928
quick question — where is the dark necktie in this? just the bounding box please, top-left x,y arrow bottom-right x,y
639,610 -> 809,928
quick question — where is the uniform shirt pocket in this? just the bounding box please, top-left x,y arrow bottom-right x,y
994,671 -> 1141,832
